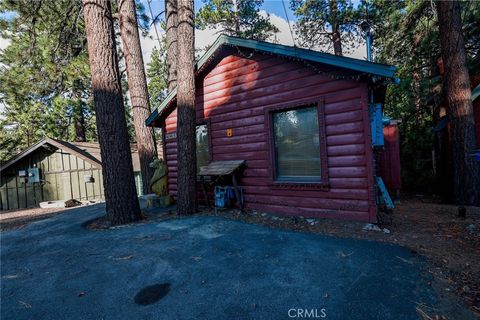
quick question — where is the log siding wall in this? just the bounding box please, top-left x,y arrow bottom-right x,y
164,53 -> 376,222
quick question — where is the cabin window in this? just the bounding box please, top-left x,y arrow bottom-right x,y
196,124 -> 210,170
272,105 -> 321,181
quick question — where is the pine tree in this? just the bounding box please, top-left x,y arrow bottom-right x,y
118,0 -> 158,194
82,0 -> 142,224
165,0 -> 178,92
0,0 -> 96,159
196,0 -> 278,41
371,0 -> 480,198
146,44 -> 168,106
290,0 -> 359,55
176,0 -> 197,214
437,0 -> 480,205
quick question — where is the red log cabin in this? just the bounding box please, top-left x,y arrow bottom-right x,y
146,35 -> 397,222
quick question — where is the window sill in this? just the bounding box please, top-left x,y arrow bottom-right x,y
269,181 -> 329,191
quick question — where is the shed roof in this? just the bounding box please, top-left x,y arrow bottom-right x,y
0,138 -> 141,172
146,34 -> 397,126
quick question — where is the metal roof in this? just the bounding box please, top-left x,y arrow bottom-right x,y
146,34 -> 397,126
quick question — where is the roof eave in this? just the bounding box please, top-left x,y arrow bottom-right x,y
0,139 -> 49,172
0,138 -> 103,172
221,36 -> 397,79
146,35 -> 398,126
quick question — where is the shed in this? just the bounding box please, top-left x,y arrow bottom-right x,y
377,122 -> 401,200
146,35 -> 397,222
0,138 -> 144,211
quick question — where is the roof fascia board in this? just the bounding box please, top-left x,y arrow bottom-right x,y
0,139 -> 49,172
46,138 -> 103,169
146,35 -> 397,126
222,36 -> 397,78
0,138 -> 103,172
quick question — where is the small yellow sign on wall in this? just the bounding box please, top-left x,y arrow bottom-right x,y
226,128 -> 233,137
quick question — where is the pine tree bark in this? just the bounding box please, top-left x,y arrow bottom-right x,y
82,0 -> 142,224
232,0 -> 240,34
118,0 -> 157,195
73,102 -> 86,142
329,0 -> 342,56
166,0 -> 178,92
437,0 -> 480,205
176,0 -> 197,214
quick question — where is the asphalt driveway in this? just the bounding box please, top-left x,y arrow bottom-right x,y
1,204 -> 440,320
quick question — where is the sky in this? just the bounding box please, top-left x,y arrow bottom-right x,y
0,0 -> 368,67
139,0 -> 366,65
0,0 -> 368,59
0,0 -> 368,115
0,37 -> 10,51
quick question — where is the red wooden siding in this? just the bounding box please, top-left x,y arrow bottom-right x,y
377,124 -> 401,192
163,53 -> 376,222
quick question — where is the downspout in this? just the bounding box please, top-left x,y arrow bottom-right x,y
365,27 -> 372,63
360,18 -> 395,214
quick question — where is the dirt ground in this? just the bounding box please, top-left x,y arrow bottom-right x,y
0,206 -> 80,231
1,197 -> 479,318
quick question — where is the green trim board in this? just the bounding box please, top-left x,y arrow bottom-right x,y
0,138 -> 102,172
201,35 -> 397,78
145,35 -> 397,126
1,138 -> 142,173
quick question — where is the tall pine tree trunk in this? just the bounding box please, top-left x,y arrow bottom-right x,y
176,0 -> 197,214
166,0 -> 178,92
329,0 -> 342,56
119,0 -> 157,195
73,101 -> 86,142
232,0 -> 240,34
438,0 -> 480,205
82,0 -> 142,224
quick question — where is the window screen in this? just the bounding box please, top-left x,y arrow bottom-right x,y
272,106 -> 321,181
196,124 -> 210,170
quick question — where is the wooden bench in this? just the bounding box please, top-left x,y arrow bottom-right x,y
198,160 -> 245,211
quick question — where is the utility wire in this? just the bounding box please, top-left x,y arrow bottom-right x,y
281,0 -> 296,47
147,0 -> 163,49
